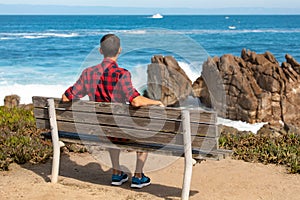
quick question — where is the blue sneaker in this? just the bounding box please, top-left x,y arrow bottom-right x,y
111,172 -> 128,186
130,173 -> 151,188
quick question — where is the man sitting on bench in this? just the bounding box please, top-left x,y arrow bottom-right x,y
61,34 -> 164,188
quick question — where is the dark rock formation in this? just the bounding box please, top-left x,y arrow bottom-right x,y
194,49 -> 300,130
147,55 -> 193,106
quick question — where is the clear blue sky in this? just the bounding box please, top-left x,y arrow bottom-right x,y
1,0 -> 300,8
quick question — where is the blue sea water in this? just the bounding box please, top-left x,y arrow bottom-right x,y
1,15 -> 300,104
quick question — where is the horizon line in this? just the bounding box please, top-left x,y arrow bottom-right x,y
1,3 -> 300,9
1,4 -> 300,15
1,13 -> 300,16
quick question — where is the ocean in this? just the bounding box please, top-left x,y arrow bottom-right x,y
1,15 -> 300,105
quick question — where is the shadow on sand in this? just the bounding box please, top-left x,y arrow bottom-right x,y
22,152 -> 199,199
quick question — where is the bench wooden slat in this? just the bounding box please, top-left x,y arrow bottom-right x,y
35,119 -> 218,149
32,96 -> 217,124
42,131 -> 221,159
34,108 -> 219,138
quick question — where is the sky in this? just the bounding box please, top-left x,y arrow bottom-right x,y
1,0 -> 300,9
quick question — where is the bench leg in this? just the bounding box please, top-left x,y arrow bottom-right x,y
47,98 -> 60,183
181,110 -> 193,200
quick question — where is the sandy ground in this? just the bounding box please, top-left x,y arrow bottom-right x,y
1,151 -> 299,200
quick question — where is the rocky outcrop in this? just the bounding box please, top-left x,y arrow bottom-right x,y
147,55 -> 193,106
146,50 -> 300,131
4,95 -> 20,108
195,49 -> 300,129
3,95 -> 33,110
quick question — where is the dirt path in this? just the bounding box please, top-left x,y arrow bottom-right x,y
1,152 -> 299,200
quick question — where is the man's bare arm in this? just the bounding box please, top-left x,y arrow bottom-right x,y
131,95 -> 164,107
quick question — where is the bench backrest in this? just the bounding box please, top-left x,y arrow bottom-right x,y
32,96 -> 219,157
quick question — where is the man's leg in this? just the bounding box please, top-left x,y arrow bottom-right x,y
134,151 -> 148,178
108,148 -> 121,175
109,148 -> 128,186
131,151 -> 151,188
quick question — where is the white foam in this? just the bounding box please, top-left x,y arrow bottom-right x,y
0,80 -> 8,85
0,32 -> 79,40
130,65 -> 147,92
23,35 -> 47,39
178,61 -> 200,83
120,30 -> 147,35
217,117 -> 267,134
42,33 -> 79,38
0,84 -> 66,105
0,37 -> 13,40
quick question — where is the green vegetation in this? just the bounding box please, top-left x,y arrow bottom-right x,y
219,131 -> 300,174
0,106 -> 52,170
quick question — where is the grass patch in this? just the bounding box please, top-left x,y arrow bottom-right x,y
0,106 -> 52,170
219,131 -> 300,174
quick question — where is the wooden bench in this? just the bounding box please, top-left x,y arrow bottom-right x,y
32,96 -> 230,200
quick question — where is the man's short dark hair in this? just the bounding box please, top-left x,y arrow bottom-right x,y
100,34 -> 120,57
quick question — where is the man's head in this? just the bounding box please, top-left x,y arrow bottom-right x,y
100,34 -> 121,58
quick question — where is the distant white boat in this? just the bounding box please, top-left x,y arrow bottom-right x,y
151,13 -> 163,19
228,26 -> 236,30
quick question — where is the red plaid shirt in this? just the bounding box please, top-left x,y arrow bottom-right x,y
64,58 -> 140,103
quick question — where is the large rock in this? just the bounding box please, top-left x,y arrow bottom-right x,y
194,49 -> 300,129
147,55 -> 193,106
4,95 -> 20,108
